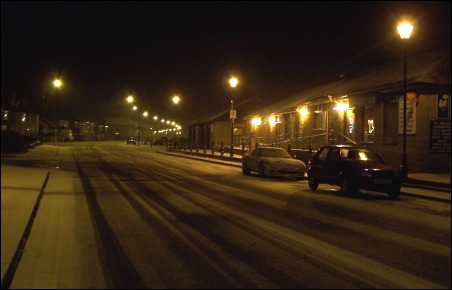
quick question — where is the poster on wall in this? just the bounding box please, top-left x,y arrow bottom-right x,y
398,92 -> 417,135
430,120 -> 451,153
437,94 -> 450,119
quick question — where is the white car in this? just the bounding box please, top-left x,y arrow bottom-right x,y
242,146 -> 306,180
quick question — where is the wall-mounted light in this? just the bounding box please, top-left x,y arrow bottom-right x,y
333,103 -> 349,112
252,117 -> 262,126
269,115 -> 276,126
298,107 -> 308,119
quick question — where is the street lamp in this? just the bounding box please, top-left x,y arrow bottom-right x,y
142,111 -> 148,144
299,107 -> 308,149
53,79 -> 63,88
398,22 -> 413,179
132,105 -> 140,143
172,95 -> 180,150
40,78 -> 64,141
229,77 -> 238,157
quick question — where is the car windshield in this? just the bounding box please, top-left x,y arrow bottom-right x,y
340,148 -> 383,163
261,148 -> 291,158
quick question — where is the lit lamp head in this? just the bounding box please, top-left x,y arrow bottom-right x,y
397,22 -> 413,39
53,79 -> 63,88
172,95 -> 180,105
229,77 -> 238,88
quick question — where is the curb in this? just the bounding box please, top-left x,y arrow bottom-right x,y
404,177 -> 451,192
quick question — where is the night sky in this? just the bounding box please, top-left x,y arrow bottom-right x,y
1,1 -> 451,126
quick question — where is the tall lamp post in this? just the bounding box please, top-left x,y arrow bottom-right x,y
126,95 -> 142,144
40,78 -> 63,142
126,95 -> 135,138
142,111 -> 148,144
132,105 -> 140,144
229,77 -> 238,157
172,95 -> 180,150
42,78 -> 63,113
397,22 -> 413,179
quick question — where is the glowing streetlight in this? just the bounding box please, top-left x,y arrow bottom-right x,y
398,21 -> 413,179
229,77 -> 238,157
53,79 -> 63,88
40,77 -> 64,139
172,95 -> 180,105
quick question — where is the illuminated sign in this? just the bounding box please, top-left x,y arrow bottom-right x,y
368,119 -> 374,134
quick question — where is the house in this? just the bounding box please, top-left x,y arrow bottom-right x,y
187,97 -> 266,153
247,47 -> 451,173
1,108 -> 40,137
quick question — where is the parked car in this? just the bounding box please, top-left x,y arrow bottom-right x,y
307,145 -> 402,198
34,134 -> 42,146
242,146 -> 306,180
1,131 -> 28,153
24,135 -> 36,149
127,137 -> 137,145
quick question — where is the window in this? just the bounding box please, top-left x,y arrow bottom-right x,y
314,106 -> 325,130
284,114 -> 292,138
383,97 -> 398,142
318,147 -> 330,161
293,114 -> 300,134
363,107 -> 375,142
328,148 -> 340,162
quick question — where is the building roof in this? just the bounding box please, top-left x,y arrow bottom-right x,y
249,81 -> 343,116
328,46 -> 451,97
247,47 -> 451,117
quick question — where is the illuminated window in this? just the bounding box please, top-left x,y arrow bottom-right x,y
348,117 -> 354,134
363,107 -> 374,142
368,119 -> 374,134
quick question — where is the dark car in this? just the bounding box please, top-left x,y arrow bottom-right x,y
127,137 -> 137,145
242,146 -> 306,180
307,145 -> 402,198
24,135 -> 36,149
1,131 -> 28,153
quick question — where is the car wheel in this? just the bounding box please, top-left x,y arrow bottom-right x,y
258,162 -> 266,178
308,172 -> 318,190
340,178 -> 358,196
242,161 -> 251,175
387,186 -> 401,199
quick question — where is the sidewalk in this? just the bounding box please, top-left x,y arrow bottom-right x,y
1,145 -> 107,288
